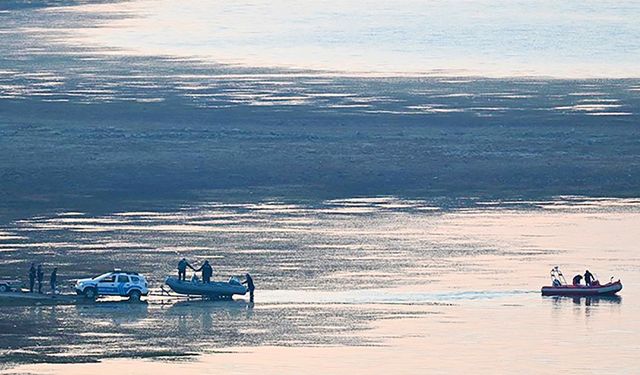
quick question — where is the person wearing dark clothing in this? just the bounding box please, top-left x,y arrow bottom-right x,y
194,261 -> 213,284
28,263 -> 36,293
584,270 -> 594,286
50,268 -> 58,294
177,258 -> 191,281
572,274 -> 583,286
37,265 -> 44,293
242,273 -> 255,302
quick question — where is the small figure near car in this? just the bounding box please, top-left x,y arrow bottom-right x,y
50,268 -> 58,294
37,265 -> 44,294
29,263 -> 37,293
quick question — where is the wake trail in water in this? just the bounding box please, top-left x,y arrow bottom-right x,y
237,289 -> 539,305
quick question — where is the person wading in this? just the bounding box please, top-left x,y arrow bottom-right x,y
242,273 -> 255,302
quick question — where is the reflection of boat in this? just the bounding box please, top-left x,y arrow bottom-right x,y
165,277 -> 247,299
541,267 -> 622,296
572,295 -> 622,305
168,298 -> 252,312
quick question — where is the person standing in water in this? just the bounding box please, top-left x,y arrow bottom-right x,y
242,273 -> 255,302
28,263 -> 36,293
584,270 -> 595,286
50,268 -> 58,294
36,265 -> 44,294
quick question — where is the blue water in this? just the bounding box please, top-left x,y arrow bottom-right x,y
1,2 -> 640,373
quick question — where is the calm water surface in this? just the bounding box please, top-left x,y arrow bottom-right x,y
1,197 -> 639,373
54,0 -> 640,77
1,1 -> 639,373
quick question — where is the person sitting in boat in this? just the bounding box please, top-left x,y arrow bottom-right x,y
177,258 -> 191,281
584,270 -> 595,286
190,274 -> 200,283
572,274 -> 583,286
194,260 -> 213,284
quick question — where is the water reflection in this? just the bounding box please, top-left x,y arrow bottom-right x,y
546,295 -> 622,306
546,295 -> 623,319
166,299 -> 253,333
74,300 -> 150,325
0,299 -> 397,368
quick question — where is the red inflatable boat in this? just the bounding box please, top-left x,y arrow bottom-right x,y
541,267 -> 623,296
541,280 -> 623,296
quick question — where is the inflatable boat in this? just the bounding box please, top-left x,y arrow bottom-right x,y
165,276 -> 247,298
541,267 -> 622,296
541,280 -> 622,296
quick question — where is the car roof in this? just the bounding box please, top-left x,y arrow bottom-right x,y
112,270 -> 141,276
104,272 -> 143,277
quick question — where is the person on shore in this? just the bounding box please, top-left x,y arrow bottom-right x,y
572,274 -> 583,286
50,268 -> 58,294
37,265 -> 44,293
584,270 -> 594,286
28,263 -> 36,293
194,261 -> 213,284
177,258 -> 191,281
242,273 -> 255,303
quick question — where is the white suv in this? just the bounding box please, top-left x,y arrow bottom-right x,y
75,270 -> 149,301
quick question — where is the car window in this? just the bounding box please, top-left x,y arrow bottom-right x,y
117,275 -> 129,283
100,276 -> 115,283
131,276 -> 139,283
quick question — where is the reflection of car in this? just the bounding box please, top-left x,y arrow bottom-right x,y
75,270 -> 148,301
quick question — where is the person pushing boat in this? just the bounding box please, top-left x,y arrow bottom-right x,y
242,273 -> 255,302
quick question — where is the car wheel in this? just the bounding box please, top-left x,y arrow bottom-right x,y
83,287 -> 97,300
128,289 -> 142,302
0,284 -> 8,293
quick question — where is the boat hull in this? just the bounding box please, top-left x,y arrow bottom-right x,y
541,281 -> 622,296
165,277 -> 247,298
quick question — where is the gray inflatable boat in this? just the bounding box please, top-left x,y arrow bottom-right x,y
165,276 -> 247,298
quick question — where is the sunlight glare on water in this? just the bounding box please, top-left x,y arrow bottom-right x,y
1,197 -> 640,373
55,0 -> 640,78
